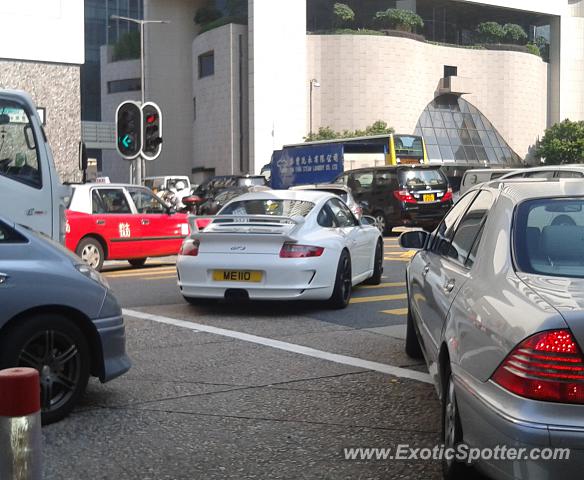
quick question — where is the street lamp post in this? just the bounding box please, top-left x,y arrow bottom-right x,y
110,15 -> 169,185
309,79 -> 320,137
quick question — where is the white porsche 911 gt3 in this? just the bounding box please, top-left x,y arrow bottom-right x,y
176,190 -> 383,309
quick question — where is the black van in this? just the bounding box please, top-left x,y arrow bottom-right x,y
334,166 -> 453,234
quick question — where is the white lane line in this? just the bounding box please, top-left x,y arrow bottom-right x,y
123,309 -> 432,384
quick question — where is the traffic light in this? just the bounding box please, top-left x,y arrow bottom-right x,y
115,101 -> 142,160
142,102 -> 163,161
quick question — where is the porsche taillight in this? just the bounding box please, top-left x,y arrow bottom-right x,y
179,239 -> 200,256
279,243 -> 324,258
492,329 -> 584,404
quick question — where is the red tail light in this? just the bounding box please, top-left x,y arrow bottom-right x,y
393,189 -> 417,204
280,243 -> 324,258
441,188 -> 453,202
179,239 -> 200,256
492,329 -> 584,404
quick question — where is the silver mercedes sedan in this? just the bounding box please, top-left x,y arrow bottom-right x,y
401,178 -> 584,479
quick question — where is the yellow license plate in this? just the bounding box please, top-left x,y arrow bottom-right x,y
422,194 -> 435,202
212,270 -> 262,282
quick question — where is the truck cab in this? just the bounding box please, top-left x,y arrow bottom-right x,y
0,90 -> 70,243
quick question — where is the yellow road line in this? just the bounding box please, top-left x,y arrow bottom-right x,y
104,268 -> 176,278
142,275 -> 177,281
350,293 -> 407,304
381,308 -> 409,315
358,282 -> 406,289
384,257 -> 411,262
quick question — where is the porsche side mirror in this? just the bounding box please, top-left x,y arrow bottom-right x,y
399,230 -> 428,249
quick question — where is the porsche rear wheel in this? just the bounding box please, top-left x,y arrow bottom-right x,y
328,250 -> 352,309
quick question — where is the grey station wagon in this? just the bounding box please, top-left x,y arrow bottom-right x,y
401,178 -> 584,479
0,217 -> 130,424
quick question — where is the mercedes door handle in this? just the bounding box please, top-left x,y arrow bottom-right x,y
443,279 -> 456,293
422,265 -> 430,277
0,273 -> 8,285
141,219 -> 150,226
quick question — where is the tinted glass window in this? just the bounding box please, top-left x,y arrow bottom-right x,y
95,189 -> 132,214
375,170 -> 397,187
515,198 -> 584,278
199,51 -> 214,78
328,198 -> 357,228
0,221 -> 27,243
431,191 -> 477,254
0,100 -> 41,188
448,191 -> 494,266
129,188 -> 167,214
349,171 -> 374,192
525,170 -> 554,179
557,171 -> 584,179
399,169 -> 446,187
317,205 -> 336,228
220,199 -> 314,217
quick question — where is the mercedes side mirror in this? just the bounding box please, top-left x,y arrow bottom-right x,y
399,230 -> 428,249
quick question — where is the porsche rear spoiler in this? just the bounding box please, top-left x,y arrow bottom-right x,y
188,214 -> 305,238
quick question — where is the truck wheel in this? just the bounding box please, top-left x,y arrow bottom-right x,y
76,237 -> 104,271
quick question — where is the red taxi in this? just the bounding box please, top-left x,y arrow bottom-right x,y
66,184 -> 190,271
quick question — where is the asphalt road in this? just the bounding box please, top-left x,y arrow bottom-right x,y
42,235 -> 484,479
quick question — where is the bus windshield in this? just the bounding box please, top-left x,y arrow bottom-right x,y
394,135 -> 424,155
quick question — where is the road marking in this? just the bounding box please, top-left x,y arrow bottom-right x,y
122,309 -> 432,384
104,267 -> 176,278
350,293 -> 407,304
381,308 -> 409,315
143,275 -> 177,281
385,250 -> 416,258
384,257 -> 411,262
358,282 -> 406,289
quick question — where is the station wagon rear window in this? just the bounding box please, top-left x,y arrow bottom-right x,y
220,200 -> 314,218
515,198 -> 584,278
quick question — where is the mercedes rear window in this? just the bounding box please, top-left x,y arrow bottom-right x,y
220,199 -> 315,217
515,198 -> 584,278
399,168 -> 446,187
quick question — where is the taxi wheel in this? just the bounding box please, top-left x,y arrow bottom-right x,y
76,237 -> 104,271
128,258 -> 147,268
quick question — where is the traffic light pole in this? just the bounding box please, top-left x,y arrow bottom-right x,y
111,15 -> 169,185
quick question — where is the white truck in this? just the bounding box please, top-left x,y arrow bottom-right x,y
0,90 -> 70,243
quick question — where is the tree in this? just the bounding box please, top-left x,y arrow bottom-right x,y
374,9 -> 424,33
476,21 -> 505,44
535,120 -> 584,165
503,23 -> 528,45
305,121 -> 395,142
226,0 -> 247,18
333,3 -> 355,28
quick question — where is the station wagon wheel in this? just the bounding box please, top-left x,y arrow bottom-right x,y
329,250 -> 352,309
76,237 -> 104,271
0,315 -> 90,425
373,212 -> 391,235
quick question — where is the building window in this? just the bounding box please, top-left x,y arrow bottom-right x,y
198,51 -> 215,78
444,65 -> 458,77
107,78 -> 141,94
193,97 -> 197,121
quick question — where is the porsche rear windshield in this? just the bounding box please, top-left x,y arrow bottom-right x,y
398,168 -> 446,187
220,199 -> 315,217
515,198 -> 584,278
